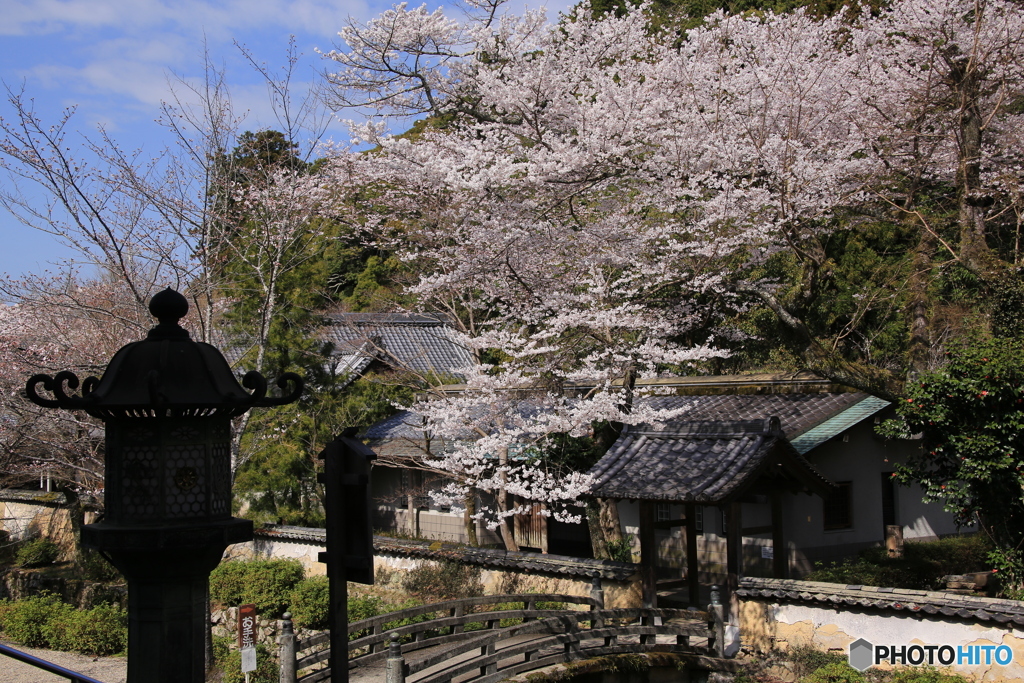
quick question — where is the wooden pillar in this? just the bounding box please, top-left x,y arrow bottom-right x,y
771,491 -> 787,579
725,502 -> 742,597
638,500 -> 657,608
685,502 -> 700,606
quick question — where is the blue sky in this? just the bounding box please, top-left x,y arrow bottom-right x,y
0,0 -> 573,282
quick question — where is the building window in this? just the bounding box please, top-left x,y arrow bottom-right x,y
695,506 -> 704,533
656,502 -> 672,522
823,482 -> 853,530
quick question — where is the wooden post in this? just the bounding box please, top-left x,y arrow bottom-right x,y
639,500 -> 657,609
685,503 -> 700,606
771,491 -> 787,579
725,502 -> 742,601
278,613 -> 296,683
385,634 -> 406,683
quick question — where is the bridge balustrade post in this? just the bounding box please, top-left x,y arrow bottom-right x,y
386,634 -> 407,683
590,575 -> 605,634
278,613 -> 297,683
640,608 -> 654,646
590,575 -> 605,609
451,604 -> 464,635
372,624 -> 384,653
564,617 -> 582,661
481,641 -> 496,677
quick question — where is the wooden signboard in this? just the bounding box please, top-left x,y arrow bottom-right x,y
238,603 -> 257,674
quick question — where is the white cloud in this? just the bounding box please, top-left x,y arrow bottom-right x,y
2,0 -> 372,38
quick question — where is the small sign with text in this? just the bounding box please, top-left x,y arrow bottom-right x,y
239,603 -> 257,674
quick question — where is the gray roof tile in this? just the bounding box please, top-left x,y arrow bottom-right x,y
322,312 -> 474,380
587,393 -> 878,502
737,577 -> 1024,626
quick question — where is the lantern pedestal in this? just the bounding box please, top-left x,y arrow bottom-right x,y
83,519 -> 252,683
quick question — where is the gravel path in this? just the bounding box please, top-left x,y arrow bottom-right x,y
0,639 -> 127,683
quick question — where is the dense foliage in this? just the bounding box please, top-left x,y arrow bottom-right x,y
209,558 -> 306,617
881,339 -> 1024,585
0,593 -> 127,655
15,536 -> 59,568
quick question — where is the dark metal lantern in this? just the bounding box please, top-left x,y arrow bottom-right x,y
25,288 -> 303,683
27,288 -> 301,528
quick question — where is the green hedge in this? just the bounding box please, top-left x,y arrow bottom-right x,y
0,593 -> 127,655
209,558 -> 305,617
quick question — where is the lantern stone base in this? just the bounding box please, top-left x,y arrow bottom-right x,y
82,518 -> 253,683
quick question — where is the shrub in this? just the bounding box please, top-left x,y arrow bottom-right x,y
212,636 -> 277,683
210,558 -> 305,617
348,594 -> 386,622
45,603 -> 127,656
605,535 -> 635,563
0,593 -> 70,647
288,579 -> 421,633
808,535 -> 993,590
0,593 -> 127,655
289,576 -> 330,630
889,667 -> 972,683
805,559 -> 919,589
788,645 -> 847,679
16,537 -> 60,568
402,560 -> 483,601
801,662 -> 865,683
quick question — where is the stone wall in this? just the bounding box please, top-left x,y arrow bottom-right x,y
0,567 -> 127,609
210,606 -> 288,649
227,525 -> 643,608
0,490 -> 78,561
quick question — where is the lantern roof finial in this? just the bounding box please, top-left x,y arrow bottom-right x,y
148,288 -> 190,340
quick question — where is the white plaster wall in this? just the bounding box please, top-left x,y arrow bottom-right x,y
768,602 -> 1024,682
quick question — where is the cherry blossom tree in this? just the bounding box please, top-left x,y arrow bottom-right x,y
322,0 -> 1024,539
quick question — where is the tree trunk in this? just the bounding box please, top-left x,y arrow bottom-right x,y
497,447 -> 519,551
465,494 -> 478,547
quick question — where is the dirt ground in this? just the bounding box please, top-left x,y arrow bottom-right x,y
0,639 -> 127,683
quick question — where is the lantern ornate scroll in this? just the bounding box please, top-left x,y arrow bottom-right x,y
26,288 -> 303,683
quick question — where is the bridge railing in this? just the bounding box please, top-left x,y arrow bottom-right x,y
280,592 -> 723,683
0,642 -> 107,683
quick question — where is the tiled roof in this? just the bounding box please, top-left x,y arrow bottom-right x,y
633,392 -> 873,440
588,419 -> 833,503
789,395 -> 889,454
364,410 -> 431,440
584,392 -> 885,502
322,312 -> 474,380
253,525 -> 637,581
737,577 -> 1024,626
